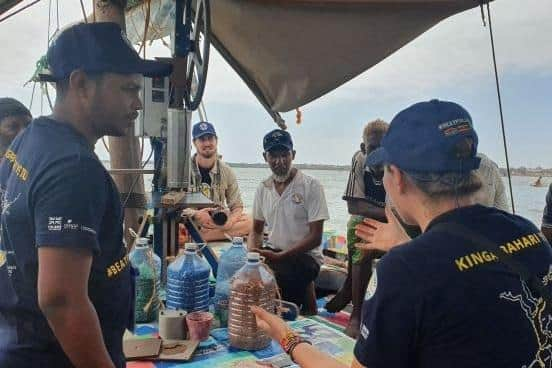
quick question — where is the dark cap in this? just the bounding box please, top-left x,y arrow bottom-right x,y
0,98 -> 32,121
42,22 -> 172,82
192,121 -> 217,139
366,99 -> 480,173
263,129 -> 293,152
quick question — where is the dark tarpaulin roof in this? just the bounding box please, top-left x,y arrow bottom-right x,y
2,1 -> 492,122
0,0 -> 24,16
127,0 -> 491,122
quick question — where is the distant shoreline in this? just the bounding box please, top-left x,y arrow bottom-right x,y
100,160 -> 552,176
228,163 -> 350,171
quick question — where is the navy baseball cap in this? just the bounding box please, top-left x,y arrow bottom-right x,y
263,129 -> 293,152
366,99 -> 480,173
41,22 -> 172,81
192,121 -> 217,139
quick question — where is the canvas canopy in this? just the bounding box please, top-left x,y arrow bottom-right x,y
127,0 -> 490,122
4,0 -> 491,123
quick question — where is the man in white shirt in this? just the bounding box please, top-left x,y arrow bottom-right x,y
249,129 -> 329,313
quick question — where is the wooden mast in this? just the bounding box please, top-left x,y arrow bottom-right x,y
94,0 -> 146,247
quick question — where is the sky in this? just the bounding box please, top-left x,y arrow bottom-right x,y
0,0 -> 550,167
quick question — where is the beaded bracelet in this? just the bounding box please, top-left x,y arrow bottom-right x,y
279,330 -> 312,363
288,339 -> 312,363
280,331 -> 301,353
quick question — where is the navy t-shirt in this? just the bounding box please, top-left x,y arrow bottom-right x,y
0,117 -> 132,368
355,205 -> 552,368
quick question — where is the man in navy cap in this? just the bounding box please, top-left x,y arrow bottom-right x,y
251,100 -> 552,368
186,121 -> 252,241
249,129 -> 329,313
0,22 -> 171,368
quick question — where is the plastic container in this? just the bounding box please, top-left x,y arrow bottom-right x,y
166,243 -> 211,312
186,311 -> 214,341
214,237 -> 248,327
228,252 -> 277,350
148,239 -> 162,298
129,238 -> 160,323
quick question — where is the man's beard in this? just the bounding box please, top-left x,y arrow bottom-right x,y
199,149 -> 216,159
272,165 -> 293,183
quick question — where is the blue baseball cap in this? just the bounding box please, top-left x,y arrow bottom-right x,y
192,121 -> 217,139
41,22 -> 172,81
366,99 -> 480,173
263,129 -> 293,152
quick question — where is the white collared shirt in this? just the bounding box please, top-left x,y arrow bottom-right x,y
252,170 -> 329,264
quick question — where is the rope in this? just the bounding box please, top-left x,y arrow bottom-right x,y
102,137 -> 110,154
121,146 -> 154,209
0,0 -> 42,24
137,0 -> 151,57
485,3 -> 515,214
140,136 -> 144,164
79,0 -> 88,23
29,82 -> 37,110
46,0 -> 52,45
43,83 -> 53,110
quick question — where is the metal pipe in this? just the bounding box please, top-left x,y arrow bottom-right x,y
167,108 -> 191,189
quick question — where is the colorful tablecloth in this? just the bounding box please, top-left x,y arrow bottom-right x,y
128,318 -> 355,367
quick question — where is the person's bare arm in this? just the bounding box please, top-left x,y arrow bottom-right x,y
281,220 -> 324,258
223,205 -> 244,230
355,206 -> 411,253
259,221 -> 324,262
252,306 -> 366,368
347,199 -> 386,221
38,247 -> 115,368
248,219 -> 265,251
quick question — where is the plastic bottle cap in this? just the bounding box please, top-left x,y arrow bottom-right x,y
247,252 -> 260,261
232,237 -> 244,244
185,243 -> 198,251
136,237 -> 149,246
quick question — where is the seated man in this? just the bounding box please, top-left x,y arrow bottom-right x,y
249,129 -> 329,313
187,121 -> 252,242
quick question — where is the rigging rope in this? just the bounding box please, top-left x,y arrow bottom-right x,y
46,0 -> 51,45
102,137 -> 110,154
29,82 -> 37,110
484,3 -> 516,214
80,0 -> 88,23
122,146 -> 154,209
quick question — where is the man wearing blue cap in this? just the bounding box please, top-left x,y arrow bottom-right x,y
187,121 -> 252,241
0,23 -> 171,368
250,100 -> 552,368
249,129 -> 329,313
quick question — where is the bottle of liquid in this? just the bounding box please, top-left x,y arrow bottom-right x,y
214,237 -> 247,327
228,252 -> 277,350
146,238 -> 163,308
129,238 -> 159,323
166,243 -> 211,312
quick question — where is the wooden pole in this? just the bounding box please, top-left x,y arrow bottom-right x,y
94,0 -> 146,247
